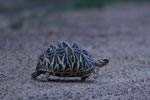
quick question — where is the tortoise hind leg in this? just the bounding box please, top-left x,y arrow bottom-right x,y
45,72 -> 51,81
31,71 -> 42,79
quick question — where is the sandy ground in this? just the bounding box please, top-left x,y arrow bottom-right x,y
0,3 -> 150,100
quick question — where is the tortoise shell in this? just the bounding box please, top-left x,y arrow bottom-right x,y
36,41 -> 95,77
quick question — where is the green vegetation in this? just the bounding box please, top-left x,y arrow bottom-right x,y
71,0 -> 118,9
45,0 -> 120,12
8,0 -> 150,29
70,0 -> 150,9
10,19 -> 24,29
45,0 -> 150,12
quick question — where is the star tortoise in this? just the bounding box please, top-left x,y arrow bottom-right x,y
31,41 -> 109,81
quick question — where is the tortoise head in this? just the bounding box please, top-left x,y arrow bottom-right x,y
92,58 -> 109,79
95,58 -> 109,68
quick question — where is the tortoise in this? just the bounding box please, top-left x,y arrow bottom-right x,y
31,41 -> 109,81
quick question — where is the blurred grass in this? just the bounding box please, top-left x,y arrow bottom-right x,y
72,0 -> 150,8
71,0 -> 119,9
8,0 -> 150,29
9,19 -> 24,29
54,0 -> 150,11
49,0 -> 118,11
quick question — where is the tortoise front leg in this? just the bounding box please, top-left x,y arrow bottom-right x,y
31,71 -> 42,79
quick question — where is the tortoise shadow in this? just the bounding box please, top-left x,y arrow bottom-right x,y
36,78 -> 95,84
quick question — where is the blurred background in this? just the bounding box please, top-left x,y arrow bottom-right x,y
0,0 -> 149,29
0,0 -> 149,13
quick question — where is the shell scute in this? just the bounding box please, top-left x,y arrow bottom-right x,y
36,42 -> 95,76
